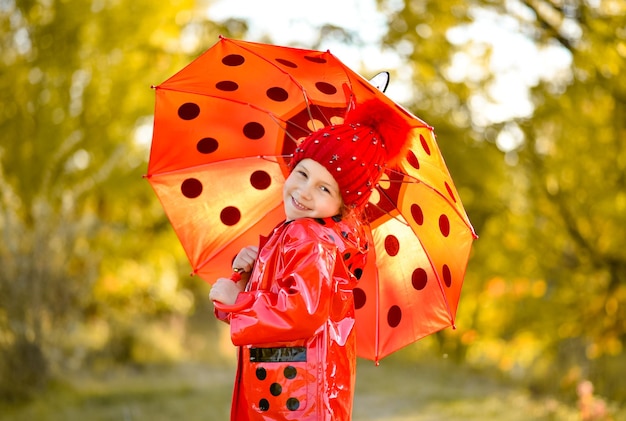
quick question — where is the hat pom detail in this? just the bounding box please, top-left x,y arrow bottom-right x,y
345,98 -> 412,165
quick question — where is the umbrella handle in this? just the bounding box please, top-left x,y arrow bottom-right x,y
212,268 -> 252,312
230,268 -> 244,282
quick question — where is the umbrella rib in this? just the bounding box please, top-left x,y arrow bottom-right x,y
369,188 -> 410,227
222,38 -> 331,133
147,155 -> 290,178
192,200 -> 286,276
271,110 -> 313,147
159,37 -> 361,154
223,37 -> 357,134
373,191 -> 459,336
423,244 -> 457,328
371,171 -> 472,343
156,85 -> 292,121
374,254 -> 381,365
301,94 -> 330,133
156,84 -> 312,154
156,86 -> 333,150
384,167 -> 477,236
223,37 -> 310,92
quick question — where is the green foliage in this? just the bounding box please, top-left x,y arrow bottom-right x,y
0,0 -> 245,401
516,6 -> 626,392
4,359 -> 613,421
379,0 -> 626,401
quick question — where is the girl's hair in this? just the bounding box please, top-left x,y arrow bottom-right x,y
338,204 -> 368,238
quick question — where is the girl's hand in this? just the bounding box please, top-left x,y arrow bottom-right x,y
232,246 -> 258,273
209,277 -> 245,306
210,246 -> 258,306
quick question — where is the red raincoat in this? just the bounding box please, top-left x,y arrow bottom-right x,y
215,216 -> 368,420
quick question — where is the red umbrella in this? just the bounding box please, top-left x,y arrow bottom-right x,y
146,36 -> 476,362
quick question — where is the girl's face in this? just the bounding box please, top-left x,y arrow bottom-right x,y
283,158 -> 343,221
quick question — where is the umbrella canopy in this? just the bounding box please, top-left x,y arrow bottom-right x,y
147,36 -> 476,362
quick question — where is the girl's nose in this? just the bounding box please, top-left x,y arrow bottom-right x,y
299,183 -> 312,199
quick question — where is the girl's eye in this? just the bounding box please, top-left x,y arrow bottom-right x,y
320,186 -> 334,195
297,170 -> 307,178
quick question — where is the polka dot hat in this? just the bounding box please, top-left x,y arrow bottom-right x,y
292,98 -> 412,209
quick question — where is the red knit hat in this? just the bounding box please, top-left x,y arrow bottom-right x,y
291,98 -> 412,209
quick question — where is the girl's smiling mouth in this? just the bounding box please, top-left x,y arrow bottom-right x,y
291,196 -> 310,211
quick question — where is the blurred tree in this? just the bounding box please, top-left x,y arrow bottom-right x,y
374,0 -> 509,361
0,0 -> 247,401
377,0 -> 625,401
515,0 -> 626,398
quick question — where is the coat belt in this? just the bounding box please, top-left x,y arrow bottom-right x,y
249,347 -> 307,362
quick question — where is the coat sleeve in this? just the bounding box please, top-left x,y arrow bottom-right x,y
228,223 -> 339,346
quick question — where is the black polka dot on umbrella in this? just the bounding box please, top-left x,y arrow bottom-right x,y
445,182 -> 456,203
315,81 -> 337,95
222,54 -> 245,66
439,214 -> 450,237
266,87 -> 289,102
387,305 -> 402,328
243,122 -> 265,140
353,287 -> 366,309
420,134 -> 431,155
197,137 -> 218,154
304,55 -> 326,64
384,235 -> 400,257
216,80 -> 238,91
220,206 -> 241,226
442,264 -> 452,288
412,268 -> 428,290
250,170 -> 271,190
275,58 -> 297,68
181,178 -> 202,198
411,203 -> 424,226
407,150 -> 420,169
178,102 -> 200,120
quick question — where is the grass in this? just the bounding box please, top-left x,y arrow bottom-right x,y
353,359 -> 578,421
2,355 -> 623,420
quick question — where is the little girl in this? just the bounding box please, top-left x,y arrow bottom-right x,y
209,98 -> 410,421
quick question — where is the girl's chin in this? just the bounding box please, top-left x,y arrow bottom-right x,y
283,202 -> 301,220
284,207 -> 306,220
